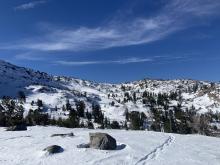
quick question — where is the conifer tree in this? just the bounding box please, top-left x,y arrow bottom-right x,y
76,100 -> 85,117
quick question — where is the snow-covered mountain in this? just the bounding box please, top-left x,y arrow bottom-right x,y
0,59 -> 220,121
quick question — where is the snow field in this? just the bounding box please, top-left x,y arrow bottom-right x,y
0,126 -> 219,165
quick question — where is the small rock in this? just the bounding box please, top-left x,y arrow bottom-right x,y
6,124 -> 27,131
51,133 -> 74,137
43,145 -> 63,154
77,143 -> 90,149
89,132 -> 117,150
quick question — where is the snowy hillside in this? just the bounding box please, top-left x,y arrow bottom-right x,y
0,126 -> 219,165
0,59 -> 220,122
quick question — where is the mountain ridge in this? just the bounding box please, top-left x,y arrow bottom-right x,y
0,59 -> 220,122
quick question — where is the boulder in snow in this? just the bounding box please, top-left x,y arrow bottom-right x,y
43,145 -> 63,154
89,132 -> 117,150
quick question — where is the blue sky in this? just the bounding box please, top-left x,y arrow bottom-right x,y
0,0 -> 220,83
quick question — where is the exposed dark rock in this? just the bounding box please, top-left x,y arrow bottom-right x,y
51,132 -> 74,137
43,145 -> 63,154
89,132 -> 117,150
77,143 -> 90,148
37,86 -> 56,93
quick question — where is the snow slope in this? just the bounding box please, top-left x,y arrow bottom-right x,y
0,126 -> 219,165
0,60 -> 220,122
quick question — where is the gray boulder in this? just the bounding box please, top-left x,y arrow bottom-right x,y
6,124 -> 27,131
89,132 -> 117,150
43,145 -> 63,154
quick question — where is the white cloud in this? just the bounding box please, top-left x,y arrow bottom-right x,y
5,0 -> 220,52
55,57 -> 153,66
14,1 -> 46,10
15,52 -> 44,61
54,55 -> 189,66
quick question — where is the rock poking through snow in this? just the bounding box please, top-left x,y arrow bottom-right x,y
77,143 -> 90,149
43,145 -> 64,154
51,133 -> 74,137
89,132 -> 117,150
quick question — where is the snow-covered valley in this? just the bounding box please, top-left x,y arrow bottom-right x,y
0,126 -> 219,165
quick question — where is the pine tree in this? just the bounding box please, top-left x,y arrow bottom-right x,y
17,91 -> 26,103
104,117 -> 110,128
76,101 -> 85,117
65,109 -> 79,128
133,92 -> 137,103
124,120 -> 128,130
125,109 -> 129,121
92,103 -> 103,124
87,121 -> 94,129
130,111 -> 143,130
193,83 -> 199,93
86,110 -> 92,121
65,99 -> 72,111
37,99 -> 43,108
142,90 -> 148,98
110,121 -> 120,129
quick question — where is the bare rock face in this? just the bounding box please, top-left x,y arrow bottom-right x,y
89,133 -> 117,150
43,145 -> 63,154
6,124 -> 27,131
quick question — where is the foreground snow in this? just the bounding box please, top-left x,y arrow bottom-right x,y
0,126 -> 219,165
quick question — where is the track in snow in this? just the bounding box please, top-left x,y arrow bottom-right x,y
90,143 -> 133,165
135,135 -> 175,165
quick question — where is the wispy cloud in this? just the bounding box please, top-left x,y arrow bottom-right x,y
54,56 -> 188,66
15,52 -> 45,61
4,0 -> 220,52
14,1 -> 46,11
55,57 -> 153,66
